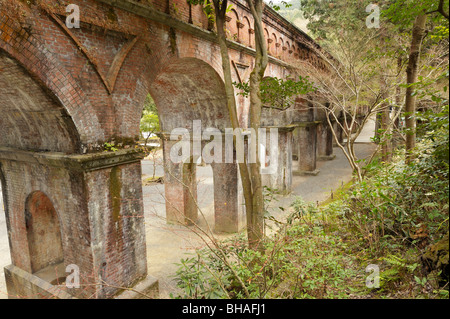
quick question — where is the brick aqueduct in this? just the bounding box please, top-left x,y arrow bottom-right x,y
0,0 -> 346,298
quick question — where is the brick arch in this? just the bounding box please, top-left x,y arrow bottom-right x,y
279,38 -> 285,59
0,13 -> 104,152
271,33 -> 278,56
149,57 -> 230,133
113,28 -> 227,142
0,50 -> 82,153
227,9 -> 240,41
178,40 -> 224,79
264,28 -> 270,51
241,16 -> 252,47
24,190 -> 64,273
286,41 -> 291,57
301,48 -> 307,60
291,43 -> 297,59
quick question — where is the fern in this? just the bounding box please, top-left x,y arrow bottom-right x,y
383,254 -> 419,273
383,254 -> 407,268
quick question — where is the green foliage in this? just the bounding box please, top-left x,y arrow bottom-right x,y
417,104 -> 449,167
140,113 -> 160,135
234,76 -> 316,110
171,251 -> 230,299
142,94 -> 158,115
339,107 -> 449,257
431,25 -> 450,41
187,0 -> 215,23
172,119 -> 449,298
186,0 -> 234,25
171,219 -> 360,299
103,142 -> 118,152
140,95 -> 160,137
300,0 -> 374,39
267,1 -> 292,11
382,0 -> 449,31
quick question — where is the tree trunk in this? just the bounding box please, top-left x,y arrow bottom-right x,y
393,57 -> 403,148
245,0 -> 268,251
374,111 -> 382,144
213,0 -> 256,248
381,106 -> 392,162
380,76 -> 392,162
405,13 -> 427,163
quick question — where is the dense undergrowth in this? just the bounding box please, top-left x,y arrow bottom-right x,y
171,106 -> 449,299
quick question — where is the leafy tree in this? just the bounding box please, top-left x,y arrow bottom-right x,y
234,75 -> 316,110
382,0 -> 449,162
296,0 -> 448,177
294,0 -> 404,180
140,94 -> 160,147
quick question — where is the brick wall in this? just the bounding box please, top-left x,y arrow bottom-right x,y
1,0 -> 325,152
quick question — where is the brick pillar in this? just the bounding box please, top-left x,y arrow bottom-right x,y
0,147 -> 157,299
211,162 -> 245,233
292,138 -> 299,161
336,118 -> 345,145
161,139 -> 198,226
317,122 -> 336,161
294,123 -> 320,176
261,127 -> 293,193
332,120 -> 339,147
84,156 -> 152,299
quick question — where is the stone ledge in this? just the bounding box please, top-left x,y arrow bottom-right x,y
4,264 -> 76,299
293,169 -> 320,176
0,147 -> 145,172
260,124 -> 297,132
318,154 -> 336,161
291,121 -> 322,128
114,275 -> 159,299
5,264 -> 159,299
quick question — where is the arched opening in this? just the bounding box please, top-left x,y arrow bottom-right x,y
242,16 -> 252,48
149,57 -> 228,225
286,41 -> 292,59
271,33 -> 278,56
0,50 -> 83,295
264,28 -> 270,52
279,38 -> 285,59
150,58 -> 229,134
0,51 -> 81,153
148,58 -> 240,232
140,94 -> 162,183
226,9 -> 240,42
25,191 -> 64,274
